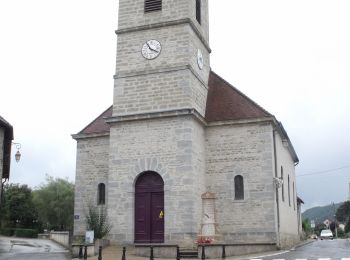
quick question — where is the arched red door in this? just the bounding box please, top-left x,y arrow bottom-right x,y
135,171 -> 164,243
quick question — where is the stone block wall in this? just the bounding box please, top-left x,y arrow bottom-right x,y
117,0 -> 209,43
274,131 -> 299,248
73,135 -> 110,236
114,23 -> 210,117
205,122 -> 277,243
108,115 -> 206,246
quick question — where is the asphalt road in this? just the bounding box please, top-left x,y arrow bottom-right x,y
0,236 -> 70,260
248,239 -> 350,260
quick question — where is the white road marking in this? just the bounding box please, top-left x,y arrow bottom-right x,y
318,258 -> 331,260
341,258 -> 350,260
295,259 -> 307,260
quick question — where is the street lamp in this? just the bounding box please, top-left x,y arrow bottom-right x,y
12,142 -> 21,163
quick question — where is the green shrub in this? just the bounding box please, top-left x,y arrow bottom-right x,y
14,228 -> 38,238
0,228 -> 15,236
85,205 -> 112,239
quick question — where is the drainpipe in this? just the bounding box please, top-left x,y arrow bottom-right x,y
273,130 -> 281,248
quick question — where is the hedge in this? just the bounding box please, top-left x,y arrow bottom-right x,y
0,228 -> 38,238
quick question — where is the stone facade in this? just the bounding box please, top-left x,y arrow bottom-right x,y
73,0 -> 300,256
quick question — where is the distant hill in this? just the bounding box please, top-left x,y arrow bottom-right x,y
302,202 -> 343,224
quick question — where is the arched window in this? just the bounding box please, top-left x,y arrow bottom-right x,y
97,183 -> 105,205
196,0 -> 201,24
234,175 -> 244,200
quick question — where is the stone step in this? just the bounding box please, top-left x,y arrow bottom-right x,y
179,249 -> 198,259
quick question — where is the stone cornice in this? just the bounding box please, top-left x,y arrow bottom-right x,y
105,108 -> 206,126
113,64 -> 208,89
72,132 -> 110,140
206,117 -> 276,127
115,18 -> 211,53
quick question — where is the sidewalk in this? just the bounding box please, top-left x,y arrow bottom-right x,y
78,240 -> 315,260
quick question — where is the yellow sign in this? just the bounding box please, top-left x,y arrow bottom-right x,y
159,210 -> 164,219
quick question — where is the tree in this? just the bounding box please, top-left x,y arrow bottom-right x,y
32,176 -> 74,231
302,218 -> 312,234
336,201 -> 350,223
0,184 -> 37,228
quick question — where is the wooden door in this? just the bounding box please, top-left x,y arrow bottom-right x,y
135,171 -> 164,243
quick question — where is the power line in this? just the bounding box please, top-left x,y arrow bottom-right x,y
296,165 -> 350,178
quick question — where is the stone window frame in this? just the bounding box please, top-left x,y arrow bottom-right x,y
97,183 -> 106,205
234,175 -> 244,200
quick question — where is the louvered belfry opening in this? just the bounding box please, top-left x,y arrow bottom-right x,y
145,0 -> 162,13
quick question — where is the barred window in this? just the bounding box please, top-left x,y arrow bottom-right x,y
234,175 -> 244,200
145,0 -> 162,13
196,0 -> 201,24
97,183 -> 106,205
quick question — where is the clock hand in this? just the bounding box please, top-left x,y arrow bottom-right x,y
147,42 -> 159,53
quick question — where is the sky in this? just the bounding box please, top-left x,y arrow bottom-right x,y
0,0 -> 349,211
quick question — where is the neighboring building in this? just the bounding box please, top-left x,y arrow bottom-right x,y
73,0 -> 300,256
297,197 -> 304,237
0,116 -> 13,206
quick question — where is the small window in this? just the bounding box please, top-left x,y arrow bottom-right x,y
97,183 -> 105,205
288,175 -> 291,207
234,175 -> 244,200
293,182 -> 296,210
196,0 -> 201,24
145,0 -> 162,13
281,166 -> 285,202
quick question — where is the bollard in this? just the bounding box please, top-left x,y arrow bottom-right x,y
121,247 -> 126,260
150,246 -> 154,260
222,245 -> 226,259
98,246 -> 102,260
78,245 -> 83,259
176,246 -> 180,260
83,245 -> 87,259
201,246 -> 205,260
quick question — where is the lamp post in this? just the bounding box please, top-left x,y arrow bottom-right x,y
12,142 -> 21,162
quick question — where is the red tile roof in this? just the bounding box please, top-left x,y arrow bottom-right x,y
78,106 -> 112,135
78,71 -> 272,135
205,71 -> 272,122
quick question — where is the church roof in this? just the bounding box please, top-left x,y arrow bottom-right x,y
77,71 -> 273,135
205,71 -> 272,122
77,106 -> 112,135
74,71 -> 298,163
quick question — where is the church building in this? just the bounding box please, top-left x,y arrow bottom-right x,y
73,0 -> 301,256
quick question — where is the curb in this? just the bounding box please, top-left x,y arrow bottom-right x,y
291,239 -> 315,250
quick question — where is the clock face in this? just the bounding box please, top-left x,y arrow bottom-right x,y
197,49 -> 204,70
141,40 -> 162,60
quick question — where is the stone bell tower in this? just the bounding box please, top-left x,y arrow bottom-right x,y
106,0 -> 211,246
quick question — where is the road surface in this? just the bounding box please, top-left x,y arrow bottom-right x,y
247,239 -> 350,260
0,236 -> 70,260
